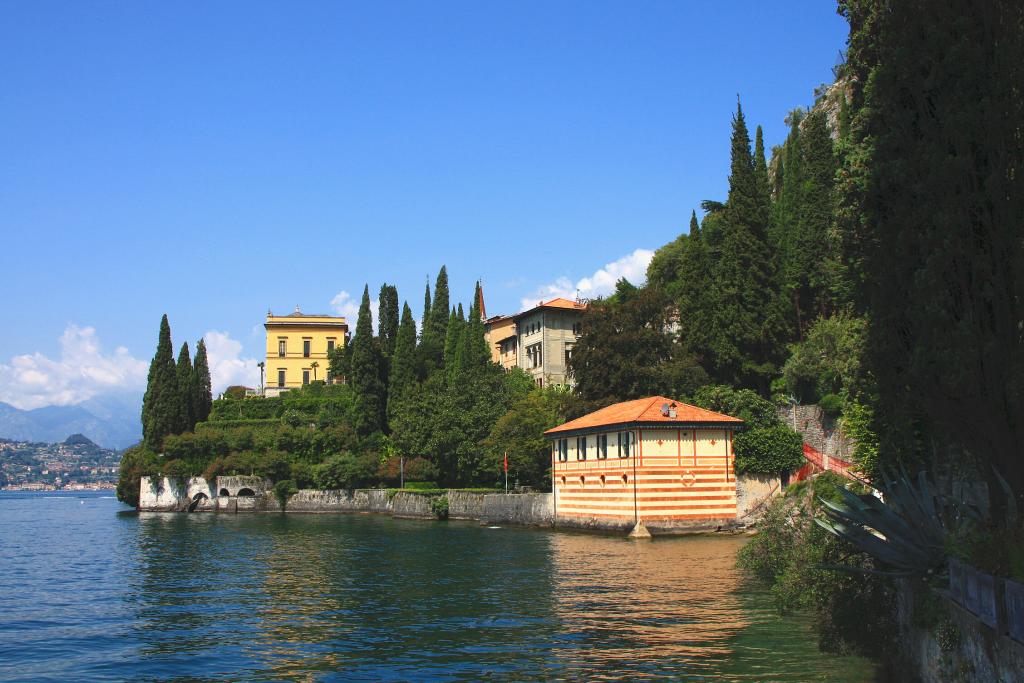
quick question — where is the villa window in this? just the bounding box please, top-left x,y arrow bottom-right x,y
303,339 -> 311,358
327,339 -> 335,353
302,370 -> 310,385
277,369 -> 285,388
278,340 -> 286,357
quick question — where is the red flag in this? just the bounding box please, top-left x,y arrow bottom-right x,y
503,452 -> 508,472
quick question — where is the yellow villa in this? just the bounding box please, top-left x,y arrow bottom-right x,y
264,307 -> 348,396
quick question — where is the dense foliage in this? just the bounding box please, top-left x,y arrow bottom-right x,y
482,388 -> 565,489
568,281 -> 707,416
738,474 -> 897,657
836,0 -> 1024,519
691,385 -> 803,475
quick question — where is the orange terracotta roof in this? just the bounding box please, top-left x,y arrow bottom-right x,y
514,297 -> 587,320
545,396 -> 742,436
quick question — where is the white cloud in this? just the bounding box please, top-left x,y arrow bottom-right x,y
0,325 -> 148,410
330,290 -> 378,334
202,330 -> 261,394
519,248 -> 655,311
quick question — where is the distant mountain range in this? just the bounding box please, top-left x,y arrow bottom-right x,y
0,392 -> 142,450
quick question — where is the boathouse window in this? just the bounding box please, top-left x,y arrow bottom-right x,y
303,339 -> 311,357
597,434 -> 608,459
617,431 -> 632,458
557,438 -> 568,462
278,340 -> 286,357
577,436 -> 587,460
277,369 -> 285,387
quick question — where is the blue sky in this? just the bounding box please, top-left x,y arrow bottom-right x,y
0,2 -> 848,409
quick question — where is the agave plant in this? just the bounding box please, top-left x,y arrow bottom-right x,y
815,469 -> 975,577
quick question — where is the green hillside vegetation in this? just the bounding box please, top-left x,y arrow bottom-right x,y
116,278 -> 563,507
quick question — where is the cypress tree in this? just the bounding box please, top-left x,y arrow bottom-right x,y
417,266 -> 449,376
192,339 -> 213,424
676,210 -> 716,361
794,109 -> 838,320
378,284 -> 399,357
444,307 -> 461,371
754,125 -> 770,209
388,302 -> 417,416
711,100 -> 782,393
350,285 -> 386,435
421,283 -> 432,338
429,266 -> 450,345
175,342 -> 194,432
141,314 -> 180,451
467,282 -> 491,368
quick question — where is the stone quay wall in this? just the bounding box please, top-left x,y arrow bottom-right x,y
139,474 -> 770,535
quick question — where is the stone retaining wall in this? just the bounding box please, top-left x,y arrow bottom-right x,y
482,492 -> 553,526
139,477 -> 762,534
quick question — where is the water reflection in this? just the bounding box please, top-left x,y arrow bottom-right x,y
549,534 -> 750,678
122,511 -> 875,681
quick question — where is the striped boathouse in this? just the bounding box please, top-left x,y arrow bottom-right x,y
545,396 -> 744,533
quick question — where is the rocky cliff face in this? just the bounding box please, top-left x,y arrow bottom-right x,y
776,403 -> 856,463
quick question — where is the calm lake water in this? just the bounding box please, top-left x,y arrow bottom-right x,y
0,491 -> 878,681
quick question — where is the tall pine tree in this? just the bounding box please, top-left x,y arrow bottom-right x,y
141,315 -> 181,451
350,285 -> 386,435
192,339 -> 213,424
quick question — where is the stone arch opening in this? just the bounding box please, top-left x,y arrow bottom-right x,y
237,488 -> 256,497
219,488 -> 230,497
188,492 -> 209,512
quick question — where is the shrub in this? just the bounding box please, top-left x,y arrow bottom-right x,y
314,452 -> 379,490
733,425 -> 804,475
254,451 -> 292,482
161,459 -> 192,480
840,400 -> 881,477
203,457 -> 226,482
431,495 -> 450,520
738,473 -> 897,658
377,456 -> 440,485
282,409 -> 306,428
405,481 -> 441,490
691,385 -> 779,429
116,446 -> 161,508
163,432 -> 202,461
274,479 -> 299,510
781,313 -> 866,403
222,385 -> 249,399
818,393 -> 844,418
290,461 -> 316,489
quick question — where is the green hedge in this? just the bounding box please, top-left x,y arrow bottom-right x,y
196,418 -> 282,431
